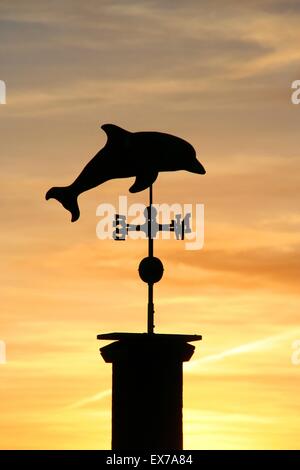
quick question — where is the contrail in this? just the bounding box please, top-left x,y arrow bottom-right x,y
68,330 -> 300,405
185,329 -> 300,372
68,388 -> 111,409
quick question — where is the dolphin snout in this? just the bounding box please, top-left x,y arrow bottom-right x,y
188,158 -> 206,175
198,163 -> 206,174
45,187 -> 54,200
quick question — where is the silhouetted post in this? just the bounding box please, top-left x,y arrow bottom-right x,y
147,184 -> 154,333
98,332 -> 201,450
98,185 -> 202,449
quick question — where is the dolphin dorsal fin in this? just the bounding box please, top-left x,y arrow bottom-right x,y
101,124 -> 130,146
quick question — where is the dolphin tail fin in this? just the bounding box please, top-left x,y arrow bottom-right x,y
45,186 -> 80,222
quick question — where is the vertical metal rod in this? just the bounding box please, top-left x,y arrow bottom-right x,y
147,284 -> 154,334
147,185 -> 154,333
149,184 -> 153,257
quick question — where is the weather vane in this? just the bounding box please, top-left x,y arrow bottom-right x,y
46,123 -> 206,333
45,123 -> 206,450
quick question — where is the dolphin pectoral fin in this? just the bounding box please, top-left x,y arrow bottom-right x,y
129,170 -> 159,193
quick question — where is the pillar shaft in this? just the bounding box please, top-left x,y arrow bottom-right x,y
98,332 -> 201,450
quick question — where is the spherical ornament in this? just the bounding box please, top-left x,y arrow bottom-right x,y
138,256 -> 164,284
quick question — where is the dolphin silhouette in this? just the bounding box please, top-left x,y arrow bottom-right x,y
45,124 -> 206,222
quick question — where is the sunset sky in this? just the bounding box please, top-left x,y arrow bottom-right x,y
1,0 -> 300,449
